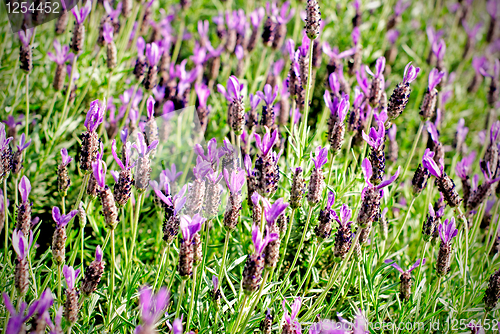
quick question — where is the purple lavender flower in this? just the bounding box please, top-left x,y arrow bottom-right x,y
362,121 -> 385,151
163,164 -> 183,184
84,100 -> 106,133
53,206 -> 78,228
436,217 -> 458,276
48,39 -> 72,65
18,29 -> 33,47
385,258 -> 425,301
223,167 -> 246,194
194,138 -> 224,166
180,213 -> 205,243
71,0 -> 91,24
13,228 -> 33,261
264,198 -> 289,225
2,292 -> 38,334
431,39 -> 446,68
146,42 -> 161,67
63,265 -> 80,292
358,159 -> 400,228
366,57 -> 386,79
197,20 -> 209,46
282,297 -> 301,333
428,68 -> 445,91
311,145 -> 328,170
135,286 -> 169,334
255,127 -> 279,156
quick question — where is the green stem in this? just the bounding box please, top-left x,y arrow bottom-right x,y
297,240 -> 322,294
186,266 -> 198,331
217,229 -> 231,288
231,295 -> 249,333
300,229 -> 362,321
416,241 -> 429,284
171,13 -> 187,66
3,179 -> 8,260
341,135 -> 353,187
278,206 -> 313,293
175,279 -> 187,319
157,243 -> 171,290
129,192 -> 144,266
0,58 -> 19,110
57,263 -> 62,304
299,38 -> 315,151
383,197 -> 416,258
324,263 -> 355,316
69,48 -> 101,120
275,209 -> 295,280
210,309 -> 220,334
67,174 -> 90,232
56,56 -> 77,131
237,270 -> 270,334
108,228 -> 115,317
24,73 -> 29,137
249,48 -> 268,94
388,121 -> 424,199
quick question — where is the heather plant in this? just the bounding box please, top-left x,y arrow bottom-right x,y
2,0 -> 500,333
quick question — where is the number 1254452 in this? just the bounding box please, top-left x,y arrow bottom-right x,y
6,1 -> 60,14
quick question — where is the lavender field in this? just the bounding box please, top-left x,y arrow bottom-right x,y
0,0 -> 500,333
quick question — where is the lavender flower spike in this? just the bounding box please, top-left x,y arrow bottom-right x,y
254,127 -> 279,156
366,56 -> 386,79
436,217 -> 458,276
282,297 -> 302,333
428,68 -> 445,91
2,293 -> 38,334
84,100 -> 106,132
47,39 -> 71,65
63,265 -> 80,290
136,286 -> 170,333
53,206 -> 78,228
403,62 -> 420,84
13,229 -> 33,260
311,145 -> 328,170
385,257 -> 426,301
19,175 -> 31,204
146,42 -> 161,66
223,167 -> 246,193
71,0 -> 91,24
264,198 -> 289,225
257,84 -> 278,106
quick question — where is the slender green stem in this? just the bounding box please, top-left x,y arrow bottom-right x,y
278,206 -> 313,293
186,266 -> 198,331
70,48 -> 101,120
416,242 -> 429,284
484,200 -> 500,263
24,73 -> 29,137
171,13 -> 187,66
175,279 -> 187,319
341,135 -> 353,187
231,295 -> 249,334
358,261 -> 364,311
56,56 -> 77,131
129,192 -> 144,265
324,263 -> 355,316
237,270 -> 270,334
275,209 -> 295,279
157,243 -> 171,290
257,51 -> 275,92
300,229 -> 362,321
383,197 -> 416,258
3,179 -> 8,260
67,174 -> 90,232
297,240 -> 322,294
249,48 -> 267,94
57,263 -> 62,304
210,309 -> 220,334
217,229 -> 231,287
388,122 -> 424,199
299,38 -> 315,150
108,228 -> 115,317
0,59 -> 19,110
